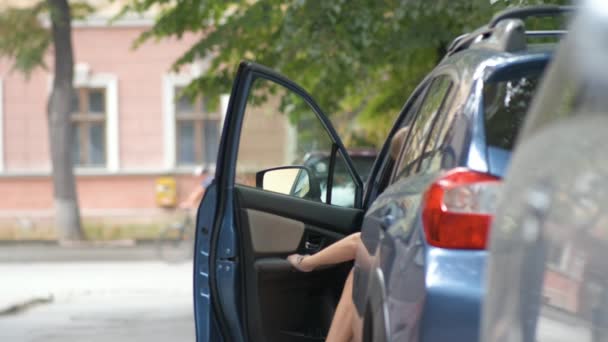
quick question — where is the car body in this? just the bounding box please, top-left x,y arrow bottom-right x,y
481,3 -> 608,342
192,6 -> 559,342
350,11 -> 559,341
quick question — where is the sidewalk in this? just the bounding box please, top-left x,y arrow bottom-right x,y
0,241 -> 161,263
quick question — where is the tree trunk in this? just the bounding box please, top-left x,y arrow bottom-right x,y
47,0 -> 83,241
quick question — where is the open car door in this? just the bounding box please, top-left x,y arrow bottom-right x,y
194,61 -> 366,342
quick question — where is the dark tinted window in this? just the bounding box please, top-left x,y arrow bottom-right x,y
483,67 -> 544,150
330,151 -> 356,207
395,76 -> 452,179
351,155 -> 376,181
376,88 -> 423,192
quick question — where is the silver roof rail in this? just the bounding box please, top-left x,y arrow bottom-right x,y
474,19 -> 527,53
446,5 -> 574,56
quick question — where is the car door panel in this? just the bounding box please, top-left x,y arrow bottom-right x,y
235,185 -> 358,341
245,208 -> 305,254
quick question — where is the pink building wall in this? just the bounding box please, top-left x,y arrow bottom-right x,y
0,24 -> 207,235
1,25 -> 199,171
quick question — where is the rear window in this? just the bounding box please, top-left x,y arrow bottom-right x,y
483,63 -> 546,150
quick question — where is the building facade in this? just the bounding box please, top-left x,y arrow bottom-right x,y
0,19 -> 292,240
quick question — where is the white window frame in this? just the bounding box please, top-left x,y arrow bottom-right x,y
74,73 -> 120,172
48,67 -> 120,173
162,73 -> 228,171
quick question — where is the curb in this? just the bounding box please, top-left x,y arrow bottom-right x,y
0,242 -> 161,263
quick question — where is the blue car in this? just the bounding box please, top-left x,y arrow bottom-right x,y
352,7 -> 570,342
193,6 -> 563,342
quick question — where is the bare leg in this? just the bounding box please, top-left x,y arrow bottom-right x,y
326,269 -> 355,342
288,232 -> 360,272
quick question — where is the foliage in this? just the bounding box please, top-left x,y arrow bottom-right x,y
122,0 -> 569,147
0,1 -> 94,76
0,2 -> 50,74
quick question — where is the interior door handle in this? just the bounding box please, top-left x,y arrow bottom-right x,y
305,241 -> 321,252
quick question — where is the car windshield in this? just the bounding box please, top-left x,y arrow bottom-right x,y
483,63 -> 546,151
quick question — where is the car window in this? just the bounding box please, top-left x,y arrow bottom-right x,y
483,64 -> 545,151
418,81 -> 456,174
351,155 -> 376,181
372,88 -> 423,196
521,56 -> 599,140
301,151 -> 365,208
393,75 -> 453,180
235,78 -> 357,206
327,151 -> 357,208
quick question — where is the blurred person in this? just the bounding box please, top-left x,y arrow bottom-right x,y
179,166 -> 215,209
287,125 -> 409,342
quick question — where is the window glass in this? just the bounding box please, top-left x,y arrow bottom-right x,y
483,67 -> 543,150
72,124 -> 81,165
175,87 -> 220,166
176,87 -> 195,113
70,89 -> 80,113
350,155 -> 376,182
329,151 -> 356,208
88,123 -> 105,165
236,77 -> 356,207
418,83 -> 455,174
395,76 -> 452,179
88,89 -> 105,114
375,90 -> 423,191
177,120 -> 196,165
71,87 -> 107,167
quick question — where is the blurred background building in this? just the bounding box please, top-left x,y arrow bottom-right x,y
0,6 -> 293,240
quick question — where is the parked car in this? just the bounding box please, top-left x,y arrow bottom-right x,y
192,6 -> 563,342
481,3 -> 608,342
351,6 -> 572,342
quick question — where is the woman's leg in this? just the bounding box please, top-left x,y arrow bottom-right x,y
288,232 -> 361,272
326,269 -> 356,342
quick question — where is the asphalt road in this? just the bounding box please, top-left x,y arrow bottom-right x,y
0,261 -> 195,342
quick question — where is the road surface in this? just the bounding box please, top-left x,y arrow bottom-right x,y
0,261 -> 195,342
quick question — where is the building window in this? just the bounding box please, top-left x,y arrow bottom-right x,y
175,87 -> 220,166
71,87 -> 106,166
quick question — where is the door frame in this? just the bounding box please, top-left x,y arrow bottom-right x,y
203,61 -> 366,341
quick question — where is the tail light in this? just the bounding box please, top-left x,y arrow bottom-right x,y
422,168 -> 501,249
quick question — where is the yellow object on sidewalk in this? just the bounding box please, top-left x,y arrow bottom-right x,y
155,176 -> 177,208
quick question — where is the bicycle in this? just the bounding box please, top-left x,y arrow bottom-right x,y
156,209 -> 195,263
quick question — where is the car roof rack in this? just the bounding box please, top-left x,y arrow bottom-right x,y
446,5 -> 574,56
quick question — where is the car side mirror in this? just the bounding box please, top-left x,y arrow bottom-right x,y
255,166 -> 322,201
